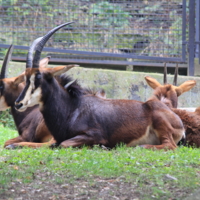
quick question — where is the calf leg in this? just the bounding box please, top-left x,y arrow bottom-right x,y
140,134 -> 179,150
5,138 -> 56,149
4,136 -> 24,148
141,111 -> 184,150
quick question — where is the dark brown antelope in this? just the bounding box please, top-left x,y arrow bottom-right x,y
0,44 -> 56,148
145,63 -> 200,147
2,39 -> 105,149
14,23 -> 184,150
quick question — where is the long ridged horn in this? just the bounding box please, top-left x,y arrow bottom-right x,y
32,22 -> 74,68
0,45 -> 14,79
173,63 -> 179,86
26,37 -> 43,68
163,63 -> 167,84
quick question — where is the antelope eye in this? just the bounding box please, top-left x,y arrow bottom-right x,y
36,73 -> 42,79
36,73 -> 41,79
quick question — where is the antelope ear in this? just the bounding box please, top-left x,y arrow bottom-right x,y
175,80 -> 196,96
145,76 -> 162,89
49,65 -> 78,76
13,73 -> 25,85
39,56 -> 51,68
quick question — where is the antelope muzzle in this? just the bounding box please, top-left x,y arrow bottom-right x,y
15,102 -> 23,110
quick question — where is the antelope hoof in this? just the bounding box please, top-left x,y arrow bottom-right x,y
50,143 -> 60,149
138,145 -> 146,148
100,145 -> 111,151
5,144 -> 18,149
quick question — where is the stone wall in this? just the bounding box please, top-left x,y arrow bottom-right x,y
3,61 -> 200,108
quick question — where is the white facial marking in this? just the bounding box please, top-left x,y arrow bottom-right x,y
17,74 -> 42,111
0,96 -> 8,111
28,87 -> 43,108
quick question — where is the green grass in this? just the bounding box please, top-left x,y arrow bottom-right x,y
0,125 -> 200,199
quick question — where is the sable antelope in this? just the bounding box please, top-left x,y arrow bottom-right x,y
14,23 -> 185,150
0,44 -> 57,148
145,63 -> 200,147
2,42 -> 105,149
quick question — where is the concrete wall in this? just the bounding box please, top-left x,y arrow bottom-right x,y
3,61 -> 200,108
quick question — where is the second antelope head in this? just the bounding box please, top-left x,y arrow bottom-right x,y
0,45 -> 25,111
145,63 -> 196,108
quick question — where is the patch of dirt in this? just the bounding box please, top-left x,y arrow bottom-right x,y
0,176 -> 141,200
0,172 -> 197,200
184,188 -> 200,200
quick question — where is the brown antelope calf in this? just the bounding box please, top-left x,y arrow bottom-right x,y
14,23 -> 184,150
145,64 -> 200,147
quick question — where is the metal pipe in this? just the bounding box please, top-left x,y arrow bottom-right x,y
188,0 -> 195,76
182,0 -> 186,62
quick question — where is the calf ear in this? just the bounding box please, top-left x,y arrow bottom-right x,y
13,73 -> 25,85
175,80 -> 196,96
145,76 -> 162,89
49,65 -> 79,76
39,56 -> 51,68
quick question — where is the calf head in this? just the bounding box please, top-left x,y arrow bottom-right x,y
0,47 -> 52,111
0,45 -> 25,110
145,63 -> 196,108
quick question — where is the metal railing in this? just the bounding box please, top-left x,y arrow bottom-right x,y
0,0 -> 197,74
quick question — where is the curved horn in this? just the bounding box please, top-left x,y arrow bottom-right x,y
163,63 -> 167,84
0,45 -> 14,79
32,22 -> 74,68
173,63 -> 179,86
26,37 -> 43,68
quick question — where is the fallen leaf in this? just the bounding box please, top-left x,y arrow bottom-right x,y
13,166 -> 18,170
20,189 -> 26,194
165,174 -> 177,181
39,161 -> 45,165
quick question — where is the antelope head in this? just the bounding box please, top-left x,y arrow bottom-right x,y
0,45 -> 25,110
145,63 -> 196,108
15,22 -> 76,112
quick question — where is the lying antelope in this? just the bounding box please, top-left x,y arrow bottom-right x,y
145,64 -> 200,147
15,23 -> 184,150
0,44 -> 56,148
2,42 -> 105,149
